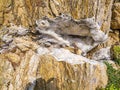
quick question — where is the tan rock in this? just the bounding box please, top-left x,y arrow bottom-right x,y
65,46 -> 82,55
87,31 -> 120,59
13,37 -> 39,52
0,0 -> 113,32
5,52 -> 20,64
111,3 -> 120,29
0,0 -> 115,89
0,46 -> 108,90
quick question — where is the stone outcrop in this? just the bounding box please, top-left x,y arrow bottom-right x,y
92,47 -> 111,60
0,16 -> 108,55
111,3 -> 120,29
0,0 -> 113,33
86,30 -> 120,59
0,37 -> 108,90
0,0 -> 119,90
36,15 -> 108,42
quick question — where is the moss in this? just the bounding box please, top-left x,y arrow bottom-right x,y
112,45 -> 120,65
100,84 -> 120,90
103,62 -> 120,90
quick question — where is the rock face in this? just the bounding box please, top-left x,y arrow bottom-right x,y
0,0 -> 113,33
0,16 -> 108,55
36,15 -> 108,42
0,0 -> 117,90
0,37 -> 108,90
92,47 -> 111,60
111,3 -> 120,29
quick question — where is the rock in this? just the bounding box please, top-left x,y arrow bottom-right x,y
36,15 -> 108,42
2,34 -> 13,43
16,26 -> 29,36
0,25 -> 29,44
86,31 -> 120,59
8,24 -> 29,36
0,37 -> 108,90
65,46 -> 82,55
5,52 -> 20,64
13,37 -> 39,52
92,47 -> 111,60
108,31 -> 120,45
0,21 -> 106,55
90,29 -> 108,42
4,52 -> 21,70
0,0 -> 113,33
0,0 -> 117,89
35,15 -> 109,55
111,3 -> 120,29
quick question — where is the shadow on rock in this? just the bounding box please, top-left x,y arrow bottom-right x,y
25,78 -> 59,90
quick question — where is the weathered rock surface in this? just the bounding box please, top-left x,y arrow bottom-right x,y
0,0 -> 118,57
0,0 -> 119,90
0,37 -> 108,90
86,31 -> 120,59
92,47 -> 111,60
36,15 -> 108,42
0,17 -> 109,55
0,0 -> 113,33
111,3 -> 120,29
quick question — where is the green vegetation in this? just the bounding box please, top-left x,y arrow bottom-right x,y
112,45 -> 120,65
103,62 -> 120,90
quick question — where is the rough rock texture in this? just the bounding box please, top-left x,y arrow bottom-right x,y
0,37 -> 108,90
92,47 -> 111,60
0,0 -> 113,33
111,3 -> 120,29
0,0 -> 118,90
36,15 -> 108,42
0,17 -> 109,55
86,31 -> 120,59
0,0 -> 118,59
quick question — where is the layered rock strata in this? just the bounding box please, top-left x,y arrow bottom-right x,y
0,36 -> 108,90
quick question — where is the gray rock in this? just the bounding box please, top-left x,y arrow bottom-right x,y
92,47 -> 111,60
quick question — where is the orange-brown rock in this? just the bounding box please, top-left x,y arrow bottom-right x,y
0,37 -> 108,90
111,3 -> 120,29
0,0 -> 116,90
0,0 -> 113,33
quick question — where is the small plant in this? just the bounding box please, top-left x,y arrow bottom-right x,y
106,84 -> 119,90
103,62 -> 120,90
111,45 -> 120,65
